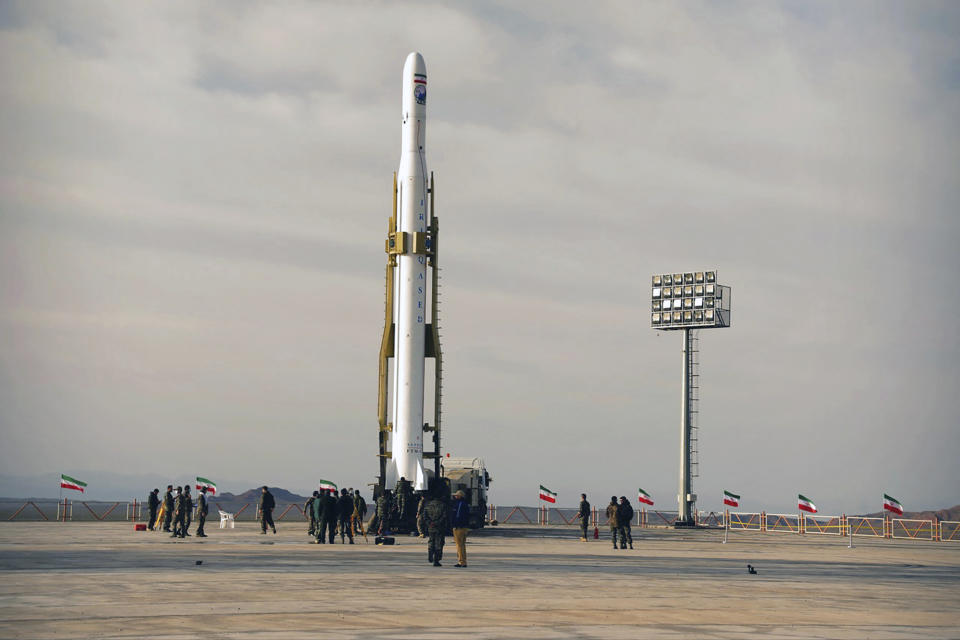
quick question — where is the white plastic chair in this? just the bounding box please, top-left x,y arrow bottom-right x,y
219,510 -> 235,529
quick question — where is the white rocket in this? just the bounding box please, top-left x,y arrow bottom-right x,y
389,52 -> 429,491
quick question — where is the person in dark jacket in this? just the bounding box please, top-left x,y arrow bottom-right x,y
617,496 -> 634,549
147,489 -> 160,531
451,490 -> 471,567
304,491 -> 318,536
575,493 -> 591,541
337,488 -> 354,544
315,490 -> 337,544
259,486 -> 276,534
196,487 -> 209,537
162,485 -> 174,532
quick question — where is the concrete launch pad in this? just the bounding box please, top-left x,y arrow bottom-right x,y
0,522 -> 957,639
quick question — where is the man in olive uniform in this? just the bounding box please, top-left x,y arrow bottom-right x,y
315,489 -> 337,544
423,480 -> 448,567
575,493 -> 591,541
171,487 -> 185,538
162,485 -> 174,532
337,488 -> 354,544
617,496 -> 634,549
147,488 -> 160,531
196,487 -> 209,537
605,496 -> 619,549
375,490 -> 393,535
304,491 -> 318,536
182,486 -> 193,536
259,486 -> 277,534
352,490 -> 367,537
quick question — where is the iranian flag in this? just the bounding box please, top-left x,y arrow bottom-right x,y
538,485 -> 557,503
883,493 -> 904,516
318,479 -> 337,493
195,477 -> 217,495
637,488 -> 654,506
723,490 -> 740,508
798,494 -> 817,513
60,474 -> 87,493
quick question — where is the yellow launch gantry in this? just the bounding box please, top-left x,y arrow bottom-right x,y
377,172 -> 443,492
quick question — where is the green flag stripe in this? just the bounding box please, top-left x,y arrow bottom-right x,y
724,490 -> 740,499
883,494 -> 900,503
61,474 -> 87,487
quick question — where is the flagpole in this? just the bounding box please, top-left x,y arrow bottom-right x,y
58,473 -> 63,523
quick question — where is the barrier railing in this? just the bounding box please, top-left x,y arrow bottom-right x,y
940,521 -> 959,542
765,513 -> 800,534
728,512 -> 762,531
804,514 -> 842,535
891,518 -> 934,541
847,516 -> 885,537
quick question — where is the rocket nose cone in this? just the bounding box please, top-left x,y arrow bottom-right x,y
404,52 -> 426,77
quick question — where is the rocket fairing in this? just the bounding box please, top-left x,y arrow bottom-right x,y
389,52 -> 429,491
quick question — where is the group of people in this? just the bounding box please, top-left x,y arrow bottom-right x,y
300,487 -> 367,544
146,484 -> 209,538
575,493 -> 635,549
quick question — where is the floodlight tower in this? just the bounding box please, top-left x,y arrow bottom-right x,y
651,270 -> 731,527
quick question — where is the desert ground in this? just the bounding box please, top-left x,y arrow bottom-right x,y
0,521 -> 957,639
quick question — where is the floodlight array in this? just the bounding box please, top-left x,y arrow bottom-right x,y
651,271 -> 731,329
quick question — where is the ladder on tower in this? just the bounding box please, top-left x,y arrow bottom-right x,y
688,330 -> 700,479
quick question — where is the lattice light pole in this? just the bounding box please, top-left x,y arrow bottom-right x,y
651,270 -> 731,527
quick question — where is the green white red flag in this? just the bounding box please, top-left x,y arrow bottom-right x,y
195,477 -> 217,495
538,485 -> 557,503
723,490 -> 740,508
318,479 -> 337,493
637,488 -> 654,506
60,474 -> 87,493
883,493 -> 903,516
798,494 -> 817,513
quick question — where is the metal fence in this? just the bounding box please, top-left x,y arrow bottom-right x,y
723,511 -> 957,543
765,512 -> 800,534
847,516 -> 885,537
804,514 -> 842,535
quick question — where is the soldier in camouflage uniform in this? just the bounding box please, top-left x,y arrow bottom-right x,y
422,480 -> 448,566
352,490 -> 367,536
396,477 -> 412,520
182,486 -> 193,536
304,491 -> 318,536
162,485 -> 174,532
605,496 -> 619,549
416,494 -> 427,538
171,487 -> 185,538
375,490 -> 393,534
315,489 -> 337,544
337,488 -> 354,544
196,487 -> 209,537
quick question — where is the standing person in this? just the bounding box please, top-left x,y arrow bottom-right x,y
337,488 -> 354,544
162,485 -> 174,532
304,491 -> 318,537
396,477 -> 411,520
416,494 -> 427,538
451,490 -> 470,568
147,489 -> 160,531
171,487 -> 185,538
259,486 -> 277,535
182,486 -> 193,536
352,489 -> 367,537
606,496 -> 620,550
196,487 -> 209,537
617,496 -> 634,549
575,493 -> 591,542
423,480 -> 448,567
316,489 -> 337,544
375,490 -> 393,535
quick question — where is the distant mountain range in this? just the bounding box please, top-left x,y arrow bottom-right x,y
214,487 -> 311,504
860,505 -> 960,521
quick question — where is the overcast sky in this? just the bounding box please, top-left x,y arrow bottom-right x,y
1,1 -> 958,512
